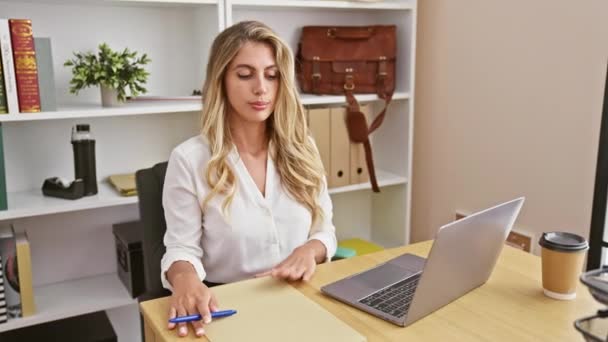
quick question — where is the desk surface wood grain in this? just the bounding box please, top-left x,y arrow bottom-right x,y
140,240 -> 600,341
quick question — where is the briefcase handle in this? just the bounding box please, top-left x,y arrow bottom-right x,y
328,27 -> 375,40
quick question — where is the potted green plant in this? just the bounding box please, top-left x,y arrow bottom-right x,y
64,43 -> 151,107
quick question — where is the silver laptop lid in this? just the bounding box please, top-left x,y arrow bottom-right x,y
404,197 -> 525,326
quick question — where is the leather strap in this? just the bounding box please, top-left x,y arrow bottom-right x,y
368,92 -> 392,134
376,56 -> 387,98
345,90 -> 360,116
312,56 -> 321,94
344,88 -> 393,193
363,140 -> 379,193
345,90 -> 392,135
343,56 -> 394,193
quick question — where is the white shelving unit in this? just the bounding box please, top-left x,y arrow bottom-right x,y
226,0 -> 417,249
0,273 -> 136,333
0,0 -> 221,339
0,0 -> 417,340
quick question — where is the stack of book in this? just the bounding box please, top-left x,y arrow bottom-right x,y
0,18 -> 56,115
0,254 -> 6,324
0,17 -> 55,211
0,224 -> 36,325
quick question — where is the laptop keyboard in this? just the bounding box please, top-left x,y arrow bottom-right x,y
358,273 -> 421,319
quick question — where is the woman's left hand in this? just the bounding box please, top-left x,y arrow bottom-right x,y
256,240 -> 326,282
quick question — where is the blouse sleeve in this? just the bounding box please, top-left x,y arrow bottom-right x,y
160,148 -> 207,291
307,176 -> 338,262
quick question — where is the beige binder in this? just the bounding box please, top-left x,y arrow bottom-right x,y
307,107 -> 331,176
350,104 -> 370,185
330,106 -> 350,188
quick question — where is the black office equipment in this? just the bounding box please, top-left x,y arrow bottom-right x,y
588,61 -> 608,270
135,161 -> 170,300
0,311 -> 116,342
41,177 -> 85,200
574,268 -> 608,341
113,220 -> 145,298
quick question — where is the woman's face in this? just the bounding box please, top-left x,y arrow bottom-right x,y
224,41 -> 279,125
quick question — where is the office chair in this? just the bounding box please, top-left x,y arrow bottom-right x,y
135,161 -> 171,300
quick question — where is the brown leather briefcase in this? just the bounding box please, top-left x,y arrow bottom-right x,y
296,25 -> 396,192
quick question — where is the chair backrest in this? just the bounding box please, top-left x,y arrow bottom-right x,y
135,161 -> 170,299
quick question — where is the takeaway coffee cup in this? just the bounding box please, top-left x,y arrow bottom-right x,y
539,232 -> 589,300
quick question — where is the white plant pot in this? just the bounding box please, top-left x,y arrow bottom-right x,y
100,86 -> 122,107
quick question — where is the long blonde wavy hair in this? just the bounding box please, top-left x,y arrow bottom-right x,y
200,21 -> 326,227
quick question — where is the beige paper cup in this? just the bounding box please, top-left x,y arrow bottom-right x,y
539,232 -> 589,300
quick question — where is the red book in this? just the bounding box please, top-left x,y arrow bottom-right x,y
9,19 -> 40,113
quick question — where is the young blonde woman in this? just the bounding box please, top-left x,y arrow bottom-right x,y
161,21 -> 337,337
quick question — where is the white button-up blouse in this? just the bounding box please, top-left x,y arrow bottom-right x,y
160,135 -> 337,290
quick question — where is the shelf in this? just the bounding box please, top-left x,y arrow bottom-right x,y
0,182 -> 137,221
5,0 -> 218,5
0,273 -> 136,332
230,0 -> 415,10
0,170 -> 405,221
115,0 -> 218,4
328,169 -> 406,195
0,100 -> 202,123
12,0 -> 407,8
0,93 -> 408,122
301,91 -> 410,106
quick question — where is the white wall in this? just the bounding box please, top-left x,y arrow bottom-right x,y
412,0 -> 608,253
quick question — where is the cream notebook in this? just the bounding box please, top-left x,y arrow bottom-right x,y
206,277 -> 366,341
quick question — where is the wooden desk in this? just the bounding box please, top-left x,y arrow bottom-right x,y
140,241 -> 600,341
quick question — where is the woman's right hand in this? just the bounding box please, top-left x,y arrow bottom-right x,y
167,262 -> 219,338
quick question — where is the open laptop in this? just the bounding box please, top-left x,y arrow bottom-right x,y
321,197 -> 525,327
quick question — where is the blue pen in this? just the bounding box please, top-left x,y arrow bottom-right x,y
169,309 -> 237,323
